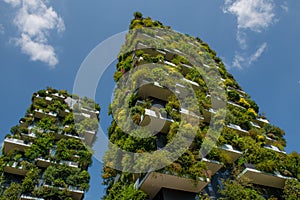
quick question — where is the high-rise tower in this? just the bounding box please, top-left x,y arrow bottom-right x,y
0,87 -> 100,200
102,13 -> 299,200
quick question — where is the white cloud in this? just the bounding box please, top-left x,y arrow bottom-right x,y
4,0 -> 65,67
223,0 -> 275,69
232,53 -> 245,69
237,30 -> 247,49
232,43 -> 267,68
16,33 -> 58,67
0,24 -> 4,34
280,1 -> 288,12
3,0 -> 21,7
224,0 -> 276,32
248,42 -> 267,64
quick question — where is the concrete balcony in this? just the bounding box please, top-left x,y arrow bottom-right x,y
179,108 -> 203,121
81,107 -> 99,118
227,101 -> 246,110
51,92 -> 66,102
33,94 -> 53,105
227,86 -> 246,96
20,195 -> 44,200
255,117 -> 270,127
136,171 -> 209,199
264,144 -> 286,154
3,138 -> 31,154
203,108 -> 216,123
140,108 -> 174,134
202,158 -> 223,177
181,63 -> 193,75
58,109 -> 70,118
206,94 -> 224,109
250,121 -> 261,129
4,162 -> 27,176
43,184 -> 84,200
237,164 -> 292,189
138,79 -> 200,103
182,78 -> 200,90
163,60 -> 176,67
21,126 -> 37,139
226,124 -> 248,135
83,130 -> 96,146
36,158 -> 79,168
34,109 -> 57,119
135,42 -> 162,57
219,144 -> 243,163
263,134 -> 277,144
137,80 -> 173,102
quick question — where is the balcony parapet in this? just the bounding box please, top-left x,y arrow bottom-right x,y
135,171 -> 209,199
219,144 -> 243,163
237,164 -> 293,189
3,138 -> 31,154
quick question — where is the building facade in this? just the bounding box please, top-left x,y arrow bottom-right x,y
0,87 -> 100,200
102,13 -> 299,200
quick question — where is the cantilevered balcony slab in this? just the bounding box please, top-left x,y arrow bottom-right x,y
182,78 -> 200,90
4,162 -> 27,176
227,101 -> 245,110
3,138 -> 31,154
36,158 -> 79,168
137,172 -> 209,199
179,108 -> 203,121
34,109 -> 57,119
237,167 -> 292,189
202,158 -> 223,177
43,184 -> 84,200
264,144 -> 286,154
206,94 -> 225,109
80,107 -> 99,118
255,117 -> 270,127
137,81 -> 173,102
226,124 -> 248,135
227,86 -> 246,96
250,121 -> 261,129
51,93 -> 66,102
83,130 -> 96,146
33,94 -> 53,105
219,144 -> 243,163
203,108 -> 216,123
58,109 -> 70,118
20,195 -> 44,200
135,42 -> 162,56
140,108 -> 173,134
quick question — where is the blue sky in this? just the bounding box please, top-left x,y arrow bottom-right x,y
0,0 -> 299,199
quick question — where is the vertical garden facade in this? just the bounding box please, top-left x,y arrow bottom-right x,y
0,87 -> 100,200
102,13 -> 300,200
